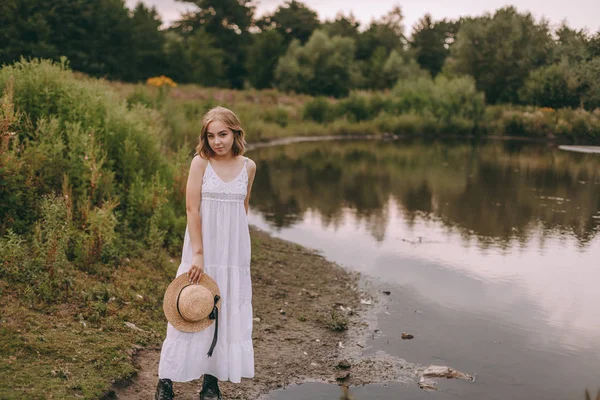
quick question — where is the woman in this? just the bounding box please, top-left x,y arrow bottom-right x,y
156,107 -> 257,400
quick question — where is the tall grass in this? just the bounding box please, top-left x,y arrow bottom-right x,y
0,59 -> 189,299
118,74 -> 600,144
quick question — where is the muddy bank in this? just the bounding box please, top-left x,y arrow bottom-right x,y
113,227 -> 381,399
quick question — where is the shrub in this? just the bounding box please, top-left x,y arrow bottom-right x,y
262,106 -> 290,127
0,59 -> 180,244
335,94 -> 372,122
303,97 -> 333,123
323,309 -> 349,331
519,63 -> 580,109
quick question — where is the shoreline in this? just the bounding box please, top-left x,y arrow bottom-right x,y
112,227 -> 397,399
245,132 -> 580,152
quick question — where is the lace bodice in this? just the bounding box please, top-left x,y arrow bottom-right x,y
202,157 -> 248,203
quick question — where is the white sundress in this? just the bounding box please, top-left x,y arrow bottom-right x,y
158,156 -> 254,383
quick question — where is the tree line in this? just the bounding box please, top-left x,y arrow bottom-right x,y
1,0 -> 599,108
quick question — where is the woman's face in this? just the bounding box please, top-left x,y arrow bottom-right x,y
205,120 -> 235,156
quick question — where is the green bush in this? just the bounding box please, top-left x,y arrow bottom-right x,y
303,96 -> 334,123
392,75 -> 485,128
335,94 -> 372,122
0,59 -> 189,301
0,195 -> 76,305
519,63 -> 580,109
0,59 -> 184,241
262,106 -> 290,127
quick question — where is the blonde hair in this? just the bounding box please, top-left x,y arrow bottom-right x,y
196,107 -> 246,158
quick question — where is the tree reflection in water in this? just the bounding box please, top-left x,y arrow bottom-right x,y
249,139 -> 600,248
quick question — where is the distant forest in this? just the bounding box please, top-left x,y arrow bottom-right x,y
1,0 -> 599,108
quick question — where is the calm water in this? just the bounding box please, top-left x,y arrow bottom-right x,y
248,139 -> 600,400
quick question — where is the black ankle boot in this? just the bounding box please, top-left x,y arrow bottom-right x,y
155,378 -> 174,400
200,374 -> 222,400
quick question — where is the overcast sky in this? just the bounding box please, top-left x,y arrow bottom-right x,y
127,0 -> 600,34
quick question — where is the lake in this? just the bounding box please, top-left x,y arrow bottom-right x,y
247,139 -> 600,400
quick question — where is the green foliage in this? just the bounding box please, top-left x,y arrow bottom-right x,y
519,62 -> 580,108
128,3 -> 167,81
355,6 -> 407,61
0,194 -> 75,305
552,23 -> 590,65
411,14 -> 459,77
262,0 -> 321,44
164,30 -> 226,87
175,0 -> 255,88
262,106 -> 290,127
246,30 -> 287,89
275,30 -> 356,97
323,309 -> 349,331
393,75 -> 485,125
303,97 -> 334,123
576,59 -> 600,110
486,106 -> 600,142
322,13 -> 361,40
336,94 -> 372,122
0,0 -> 140,81
0,0 -> 596,108
0,59 -> 184,263
446,7 -> 552,104
383,50 -> 430,87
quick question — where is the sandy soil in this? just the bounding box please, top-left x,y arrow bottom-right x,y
111,227 -> 410,400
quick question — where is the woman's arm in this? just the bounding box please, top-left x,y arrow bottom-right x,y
244,159 -> 257,215
186,155 -> 208,283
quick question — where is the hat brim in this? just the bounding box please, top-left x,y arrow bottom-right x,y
163,273 -> 221,333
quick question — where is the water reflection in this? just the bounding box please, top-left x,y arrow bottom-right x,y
248,139 -> 600,400
250,139 -> 600,248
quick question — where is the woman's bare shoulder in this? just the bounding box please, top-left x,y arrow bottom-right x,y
192,154 -> 208,168
244,156 -> 257,172
190,154 -> 209,174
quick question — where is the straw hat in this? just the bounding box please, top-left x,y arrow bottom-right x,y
163,273 -> 221,334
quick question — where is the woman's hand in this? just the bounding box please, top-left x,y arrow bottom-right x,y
187,254 -> 204,284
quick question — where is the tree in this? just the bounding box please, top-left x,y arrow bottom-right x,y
0,0 -> 134,80
383,50 -> 429,88
322,12 -> 360,40
128,2 -> 167,81
163,29 -> 226,86
445,7 -> 552,104
586,31 -> 600,58
552,22 -> 589,64
275,30 -> 355,97
353,5 -> 408,88
356,17 -> 406,61
410,14 -> 459,77
518,62 -> 580,108
261,0 -> 320,44
64,0 -> 134,80
246,29 -> 286,89
576,58 -> 600,109
355,5 -> 407,64
0,0 -> 57,64
174,0 -> 256,88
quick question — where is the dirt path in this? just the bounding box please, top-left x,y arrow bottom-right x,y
111,228 -> 381,399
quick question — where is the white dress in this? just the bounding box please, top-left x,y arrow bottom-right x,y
158,156 -> 254,383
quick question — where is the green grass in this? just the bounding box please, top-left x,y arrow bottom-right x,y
0,253 -> 171,399
116,81 -> 600,145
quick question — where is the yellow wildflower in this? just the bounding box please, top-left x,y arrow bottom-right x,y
146,76 -> 177,88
